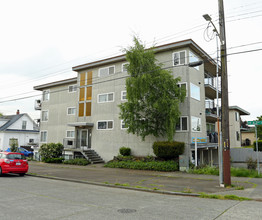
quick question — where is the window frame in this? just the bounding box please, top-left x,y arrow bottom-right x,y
67,107 -> 76,115
98,65 -> 115,77
121,120 -> 127,130
22,120 -> 27,130
191,116 -> 202,132
189,50 -> 200,70
40,131 -> 48,143
190,83 -> 201,101
97,120 -> 114,130
177,82 -> 187,97
41,110 -> 49,122
97,92 -> 114,103
173,50 -> 187,66
42,90 -> 50,102
66,130 -> 75,138
176,116 -> 188,132
121,91 -> 127,101
122,63 -> 128,72
68,84 -> 77,93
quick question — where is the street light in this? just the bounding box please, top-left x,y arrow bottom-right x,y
203,14 -> 224,187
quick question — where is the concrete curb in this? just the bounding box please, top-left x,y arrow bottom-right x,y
26,173 -> 201,197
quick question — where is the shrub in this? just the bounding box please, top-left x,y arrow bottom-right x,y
119,147 -> 131,156
153,141 -> 185,160
253,140 -> 262,151
42,158 -> 64,163
39,143 -> 64,162
246,157 -> 257,170
63,158 -> 90,166
105,160 -> 178,171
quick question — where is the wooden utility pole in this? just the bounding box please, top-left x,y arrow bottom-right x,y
218,0 -> 231,186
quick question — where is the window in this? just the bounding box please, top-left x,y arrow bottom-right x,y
173,51 -> 186,66
40,131 -> 47,142
68,84 -> 77,93
66,130 -> 75,138
176,117 -> 188,131
236,131 -> 240,141
41,111 -> 48,122
177,83 -> 187,97
97,120 -> 114,130
22,121 -> 27,130
121,91 -> 127,101
98,92 -> 114,103
122,63 -> 128,72
67,107 -> 76,115
190,83 -> 200,101
191,116 -> 201,132
42,90 -> 50,101
99,66 -> 115,77
189,51 -> 200,70
29,139 -> 34,143
235,112 -> 239,121
121,120 -> 127,129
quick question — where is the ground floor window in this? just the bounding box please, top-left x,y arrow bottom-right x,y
97,120 -> 114,130
66,130 -> 75,138
40,131 -> 47,142
176,116 -> 188,131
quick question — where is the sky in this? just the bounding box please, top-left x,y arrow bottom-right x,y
0,0 -> 261,122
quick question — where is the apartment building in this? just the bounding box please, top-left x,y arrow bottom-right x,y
34,39 -> 224,169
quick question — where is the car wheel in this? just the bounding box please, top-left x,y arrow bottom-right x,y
19,173 -> 25,177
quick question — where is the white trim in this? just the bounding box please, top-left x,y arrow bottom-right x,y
122,63 -> 128,72
173,50 -> 187,66
40,130 -> 48,143
97,92 -> 114,103
121,91 -> 127,101
120,120 -> 127,130
67,107 -> 76,115
66,130 -> 75,138
176,116 -> 188,132
42,90 -> 50,102
68,84 -> 77,93
97,120 -> 114,130
178,82 -> 188,97
98,65 -> 115,77
190,83 -> 201,101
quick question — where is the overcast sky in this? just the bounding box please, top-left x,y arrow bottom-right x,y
0,0 -> 261,122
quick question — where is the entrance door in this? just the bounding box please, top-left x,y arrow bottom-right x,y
78,129 -> 91,149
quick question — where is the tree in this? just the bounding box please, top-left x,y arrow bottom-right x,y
257,115 -> 262,140
119,37 -> 186,142
0,112 -> 3,117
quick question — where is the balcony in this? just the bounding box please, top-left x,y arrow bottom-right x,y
34,99 -> 42,110
204,77 -> 221,100
205,100 -> 220,123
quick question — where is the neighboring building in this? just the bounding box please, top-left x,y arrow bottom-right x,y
229,106 -> 250,148
241,128 -> 255,146
34,39 -> 244,169
0,110 -> 39,151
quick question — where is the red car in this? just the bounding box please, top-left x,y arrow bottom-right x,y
0,152 -> 28,176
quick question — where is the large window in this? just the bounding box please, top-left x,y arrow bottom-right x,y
98,92 -> 114,103
67,107 -> 76,115
189,51 -> 200,70
191,116 -> 201,132
176,116 -> 188,131
99,66 -> 115,77
41,111 -> 48,122
40,131 -> 47,142
173,51 -> 186,66
42,90 -> 50,101
190,83 -> 200,101
97,120 -> 114,130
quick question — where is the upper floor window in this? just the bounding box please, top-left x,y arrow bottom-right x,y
176,116 -> 188,131
97,120 -> 114,130
190,83 -> 200,101
99,66 -> 115,77
121,120 -> 127,130
40,131 -> 47,142
43,90 -> 50,101
121,91 -> 127,101
191,116 -> 201,132
68,84 -> 77,93
177,83 -> 187,97
22,121 -> 27,130
67,107 -> 76,115
98,92 -> 114,103
235,112 -> 239,121
189,51 -> 200,70
122,63 -> 128,72
41,111 -> 48,122
173,51 -> 186,66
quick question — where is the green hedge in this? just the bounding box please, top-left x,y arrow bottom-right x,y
153,141 -> 185,159
253,140 -> 262,151
63,158 -> 90,166
105,160 -> 178,171
42,158 -> 64,163
119,147 -> 131,156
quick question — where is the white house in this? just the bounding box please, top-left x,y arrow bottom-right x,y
0,110 -> 39,151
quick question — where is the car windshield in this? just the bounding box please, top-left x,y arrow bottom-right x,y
6,154 -> 26,160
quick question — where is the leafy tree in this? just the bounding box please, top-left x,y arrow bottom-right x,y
119,37 -> 186,142
10,138 -> 18,152
257,116 -> 262,140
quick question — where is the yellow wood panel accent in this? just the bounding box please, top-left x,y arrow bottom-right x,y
79,103 -> 84,117
79,88 -> 85,101
80,73 -> 86,86
86,87 -> 92,100
86,102 -> 91,116
87,71 -> 92,85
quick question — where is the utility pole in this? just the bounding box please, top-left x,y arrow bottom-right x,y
218,0 -> 231,186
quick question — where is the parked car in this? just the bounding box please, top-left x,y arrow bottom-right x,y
6,147 -> 34,157
0,152 -> 29,176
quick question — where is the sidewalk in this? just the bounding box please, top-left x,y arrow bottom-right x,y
28,161 -> 262,201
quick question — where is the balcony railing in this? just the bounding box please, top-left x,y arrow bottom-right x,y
34,99 -> 42,110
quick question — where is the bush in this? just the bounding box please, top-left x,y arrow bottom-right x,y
39,143 -> 64,162
42,158 -> 64,163
153,141 -> 185,160
63,158 -> 90,166
119,147 -> 131,156
253,140 -> 262,151
105,160 -> 178,171
246,157 -> 257,170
